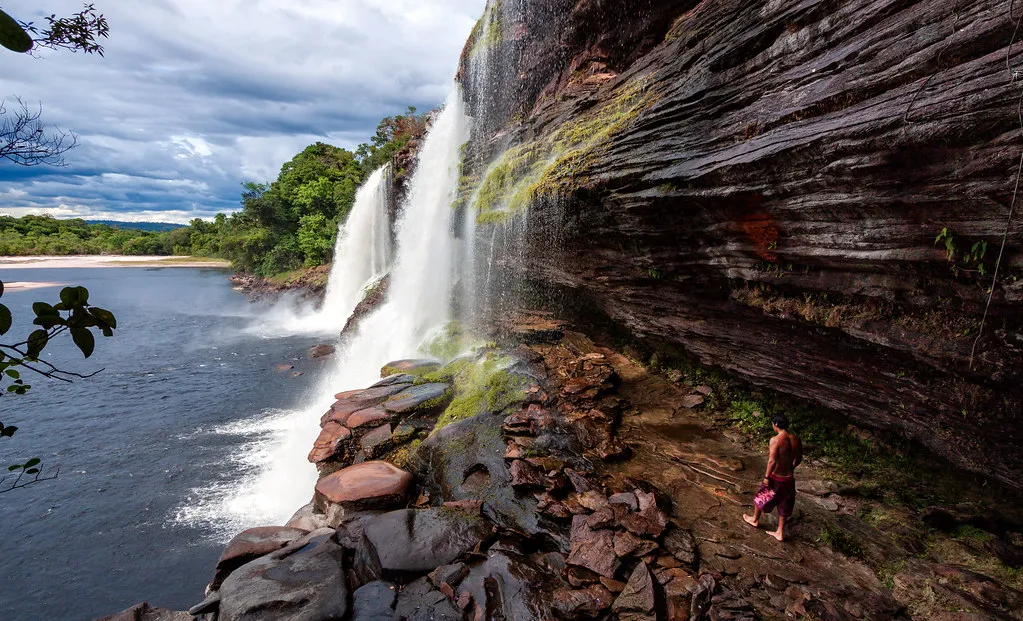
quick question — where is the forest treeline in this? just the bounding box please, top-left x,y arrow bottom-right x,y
0,107 -> 427,276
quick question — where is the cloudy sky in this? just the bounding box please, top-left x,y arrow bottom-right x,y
0,0 -> 485,223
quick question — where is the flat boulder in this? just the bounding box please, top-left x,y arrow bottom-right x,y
380,359 -> 441,378
314,461 -> 413,522
210,526 -> 309,591
307,422 -> 352,463
348,407 -> 391,429
362,507 -> 493,578
567,513 -> 619,578
219,539 -> 348,621
383,383 -> 452,415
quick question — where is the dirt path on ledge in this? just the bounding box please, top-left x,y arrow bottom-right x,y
551,331 -> 1023,620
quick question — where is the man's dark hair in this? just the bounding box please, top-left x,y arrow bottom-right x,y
772,414 -> 789,430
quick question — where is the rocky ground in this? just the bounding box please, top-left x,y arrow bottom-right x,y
229,265 -> 331,302
100,320 -> 1023,621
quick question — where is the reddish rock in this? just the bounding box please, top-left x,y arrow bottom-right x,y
551,585 -> 615,619
608,492 -> 639,511
612,563 -> 657,620
614,531 -> 658,558
360,424 -> 393,459
348,407 -> 391,429
562,377 -> 595,395
443,499 -> 484,516
574,490 -> 609,512
567,565 -> 600,587
209,526 -> 308,590
314,461 -> 413,518
681,394 -> 705,409
307,422 -> 352,463
505,440 -> 526,459
509,459 -> 543,488
600,577 -> 627,594
621,506 -> 668,539
567,514 -> 619,578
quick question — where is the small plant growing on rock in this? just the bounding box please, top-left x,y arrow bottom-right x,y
935,227 -> 988,278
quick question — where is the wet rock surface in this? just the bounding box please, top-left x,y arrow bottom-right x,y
218,539 -> 349,621
116,332 -> 1022,621
360,507 -> 494,578
209,526 -> 310,591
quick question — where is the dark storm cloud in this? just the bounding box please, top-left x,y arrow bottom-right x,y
0,0 -> 486,222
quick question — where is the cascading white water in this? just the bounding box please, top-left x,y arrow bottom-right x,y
203,87 -> 471,528
319,165 -> 393,323
244,165 -> 393,337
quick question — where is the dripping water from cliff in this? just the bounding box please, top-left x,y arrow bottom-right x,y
206,88 -> 471,527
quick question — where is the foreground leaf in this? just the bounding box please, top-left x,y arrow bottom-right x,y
71,327 -> 95,358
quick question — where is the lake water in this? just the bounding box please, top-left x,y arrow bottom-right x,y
0,267 -> 334,620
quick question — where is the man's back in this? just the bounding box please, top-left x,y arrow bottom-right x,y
772,431 -> 802,477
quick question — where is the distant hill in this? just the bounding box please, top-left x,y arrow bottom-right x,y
85,220 -> 186,232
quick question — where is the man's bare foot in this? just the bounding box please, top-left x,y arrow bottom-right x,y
768,529 -> 784,542
742,514 -> 759,528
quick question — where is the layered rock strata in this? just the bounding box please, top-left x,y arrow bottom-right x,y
456,0 -> 1023,488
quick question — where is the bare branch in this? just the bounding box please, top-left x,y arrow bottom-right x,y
0,97 -> 78,167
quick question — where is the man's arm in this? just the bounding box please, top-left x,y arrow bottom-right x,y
764,436 -> 778,483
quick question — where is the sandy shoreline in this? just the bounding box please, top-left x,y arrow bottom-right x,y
3,281 -> 64,291
0,255 -> 231,269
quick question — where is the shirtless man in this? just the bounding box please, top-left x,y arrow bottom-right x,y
743,413 -> 802,541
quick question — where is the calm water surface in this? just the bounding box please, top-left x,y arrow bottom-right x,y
0,267 -> 332,620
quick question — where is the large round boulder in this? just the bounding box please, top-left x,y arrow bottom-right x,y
218,539 -> 348,621
314,461 -> 413,526
360,507 -> 493,579
209,526 -> 309,591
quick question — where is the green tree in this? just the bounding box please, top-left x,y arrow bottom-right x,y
297,213 -> 334,266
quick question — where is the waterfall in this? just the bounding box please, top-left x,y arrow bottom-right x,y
319,165 -> 393,323
208,87 -> 471,527
245,165 -> 393,337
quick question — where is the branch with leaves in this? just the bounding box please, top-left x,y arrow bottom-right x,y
0,3 -> 109,55
0,280 -> 117,493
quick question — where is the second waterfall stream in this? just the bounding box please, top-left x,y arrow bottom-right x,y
216,87 -> 471,528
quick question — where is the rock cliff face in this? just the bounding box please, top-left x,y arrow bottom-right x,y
456,0 -> 1023,488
